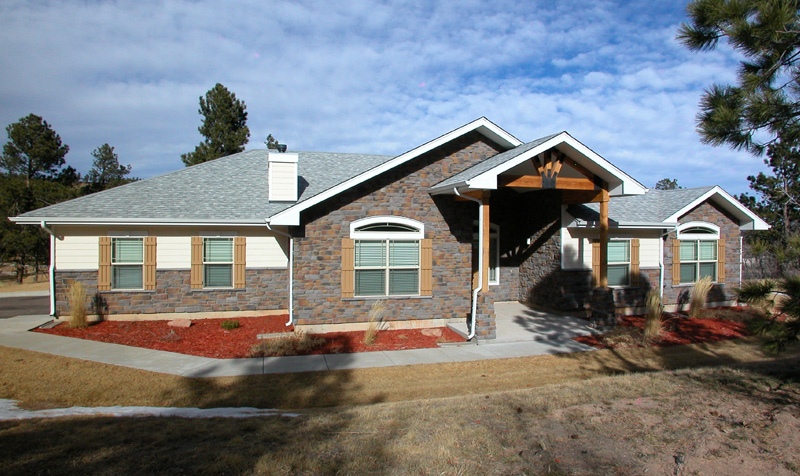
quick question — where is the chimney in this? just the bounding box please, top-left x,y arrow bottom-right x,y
268,149 -> 298,202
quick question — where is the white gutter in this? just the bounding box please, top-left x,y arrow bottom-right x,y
454,188 -> 482,340
265,222 -> 294,327
11,217 -> 269,226
39,222 -> 56,316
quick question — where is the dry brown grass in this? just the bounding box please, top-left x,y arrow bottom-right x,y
363,299 -> 385,345
249,330 -> 326,357
67,282 -> 88,329
643,289 -> 664,339
1,336 -> 795,413
690,276 -> 713,318
0,272 -> 48,290
1,359 -> 798,476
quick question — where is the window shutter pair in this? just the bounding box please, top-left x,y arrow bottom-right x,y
672,238 -> 725,284
98,236 -> 156,290
591,238 -> 640,286
190,236 -> 246,289
341,238 -> 432,297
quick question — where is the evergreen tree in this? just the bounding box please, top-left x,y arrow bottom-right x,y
1,114 -> 70,187
677,0 -> 800,154
181,84 -> 250,166
654,178 -> 682,190
85,143 -> 134,193
265,134 -> 280,149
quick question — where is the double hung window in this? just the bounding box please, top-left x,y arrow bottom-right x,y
111,238 -> 144,289
679,240 -> 717,283
203,238 -> 234,288
607,240 -> 630,287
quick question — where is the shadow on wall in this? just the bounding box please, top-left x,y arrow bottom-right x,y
525,269 -> 653,315
672,284 -> 734,313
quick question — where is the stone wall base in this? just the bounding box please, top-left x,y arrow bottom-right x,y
54,309 -> 289,322
297,317 -> 460,334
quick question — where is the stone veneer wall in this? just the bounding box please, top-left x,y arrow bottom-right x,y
662,200 -> 742,308
292,131 -> 505,336
54,268 -> 288,316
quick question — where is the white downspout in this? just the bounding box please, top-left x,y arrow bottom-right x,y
739,236 -> 743,286
40,221 -> 56,316
266,222 -> 294,326
454,188 -> 482,340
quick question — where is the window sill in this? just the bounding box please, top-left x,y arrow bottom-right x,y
100,289 -> 155,293
191,288 -> 245,292
344,295 -> 432,301
673,282 -> 721,288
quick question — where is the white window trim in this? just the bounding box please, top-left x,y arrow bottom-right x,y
677,222 -> 720,240
678,239 -> 719,284
350,216 -> 424,240
472,221 -> 500,286
607,239 -> 631,287
350,217 -> 423,297
203,237 -> 234,288
111,237 -> 144,290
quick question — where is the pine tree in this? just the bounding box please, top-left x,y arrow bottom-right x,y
677,0 -> 800,154
181,84 -> 250,166
654,178 -> 682,190
1,114 -> 70,187
265,134 -> 280,149
85,143 -> 134,192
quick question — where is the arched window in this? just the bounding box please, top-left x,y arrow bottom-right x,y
675,222 -> 722,284
344,217 -> 429,297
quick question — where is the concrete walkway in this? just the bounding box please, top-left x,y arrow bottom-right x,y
0,314 -> 595,378
493,302 -> 599,342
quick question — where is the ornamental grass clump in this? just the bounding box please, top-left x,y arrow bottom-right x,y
363,299 -> 386,345
249,330 -> 326,357
68,282 -> 88,329
643,289 -> 664,339
689,276 -> 713,318
220,320 -> 240,330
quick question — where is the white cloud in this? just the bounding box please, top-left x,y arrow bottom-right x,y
0,0 -> 770,194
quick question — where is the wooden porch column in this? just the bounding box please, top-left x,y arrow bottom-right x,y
598,189 -> 609,288
481,190 -> 491,289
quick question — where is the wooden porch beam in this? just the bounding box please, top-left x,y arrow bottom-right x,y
599,188 -> 609,288
500,175 -> 598,190
561,189 -> 607,204
481,191 -> 491,289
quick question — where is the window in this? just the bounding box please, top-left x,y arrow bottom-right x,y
679,240 -> 717,283
343,216 -> 430,298
111,238 -> 143,289
354,239 -> 419,296
203,238 -> 233,288
675,222 -> 721,284
607,240 -> 630,287
473,222 -> 499,285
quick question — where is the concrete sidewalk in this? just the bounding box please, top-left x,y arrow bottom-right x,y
0,315 -> 595,378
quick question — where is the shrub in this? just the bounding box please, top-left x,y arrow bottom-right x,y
221,320 -> 240,330
249,330 -> 326,357
68,282 -> 88,329
689,276 -> 713,318
643,289 -> 664,339
364,299 -> 386,345
738,276 -> 800,352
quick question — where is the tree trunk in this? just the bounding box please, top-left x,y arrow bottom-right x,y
15,263 -> 24,284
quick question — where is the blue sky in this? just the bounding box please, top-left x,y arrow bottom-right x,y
0,0 -> 767,195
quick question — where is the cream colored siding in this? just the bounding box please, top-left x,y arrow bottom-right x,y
156,236 -> 191,269
638,237 -> 660,267
246,235 -> 288,268
268,161 -> 298,201
561,228 -> 591,269
55,235 -> 99,270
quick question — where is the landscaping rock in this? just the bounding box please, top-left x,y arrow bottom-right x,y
421,328 -> 442,337
168,319 -> 192,328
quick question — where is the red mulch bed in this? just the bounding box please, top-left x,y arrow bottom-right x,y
33,315 -> 465,359
574,308 -> 752,349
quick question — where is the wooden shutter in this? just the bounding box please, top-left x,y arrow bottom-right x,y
191,236 -> 203,289
98,237 -> 112,291
234,236 -> 246,289
672,239 -> 681,285
341,238 -> 354,298
717,239 -> 726,282
420,239 -> 433,296
144,236 -> 157,290
591,239 -> 600,287
630,238 -> 640,286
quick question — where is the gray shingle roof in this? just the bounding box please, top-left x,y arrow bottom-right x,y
433,133 -> 561,189
17,150 -> 393,222
567,186 -> 716,225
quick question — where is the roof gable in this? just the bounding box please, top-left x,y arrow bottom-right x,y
430,132 -> 646,196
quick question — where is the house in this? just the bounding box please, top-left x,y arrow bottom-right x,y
11,117 -> 769,339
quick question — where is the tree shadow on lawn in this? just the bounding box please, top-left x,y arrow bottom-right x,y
0,352 -> 406,475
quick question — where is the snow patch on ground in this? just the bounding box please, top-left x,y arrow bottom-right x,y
0,399 -> 300,420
